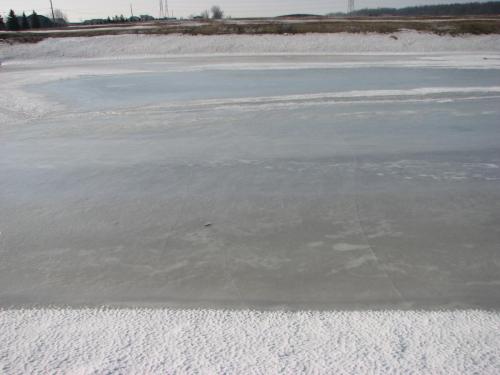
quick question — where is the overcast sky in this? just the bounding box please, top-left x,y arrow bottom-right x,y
1,0 -> 492,21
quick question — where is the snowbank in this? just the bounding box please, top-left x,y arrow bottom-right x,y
1,31 -> 500,62
1,309 -> 498,374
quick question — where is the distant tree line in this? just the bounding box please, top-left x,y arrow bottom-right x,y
1,9 -> 67,31
82,14 -> 155,25
339,1 -> 500,16
82,4 -> 225,25
190,5 -> 225,20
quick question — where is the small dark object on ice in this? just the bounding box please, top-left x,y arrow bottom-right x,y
204,222 -> 212,227
390,35 -> 398,40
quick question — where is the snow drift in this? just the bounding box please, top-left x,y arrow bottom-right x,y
1,31 -> 500,62
1,309 -> 499,374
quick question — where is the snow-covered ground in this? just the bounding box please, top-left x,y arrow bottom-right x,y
2,31 -> 500,61
1,33 -> 500,372
1,309 -> 499,374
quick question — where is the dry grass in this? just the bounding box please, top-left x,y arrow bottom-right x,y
2,17 -> 500,44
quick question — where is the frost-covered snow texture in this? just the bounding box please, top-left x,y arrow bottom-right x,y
1,309 -> 499,374
1,31 -> 500,61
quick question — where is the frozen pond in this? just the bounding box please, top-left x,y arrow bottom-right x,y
1,56 -> 500,309
38,67 -> 500,111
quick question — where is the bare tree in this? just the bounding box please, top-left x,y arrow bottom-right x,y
211,5 -> 224,19
53,9 -> 68,24
200,10 -> 210,19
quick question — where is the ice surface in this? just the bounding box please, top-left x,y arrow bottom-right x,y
34,68 -> 500,112
1,56 -> 500,309
0,35 -> 500,310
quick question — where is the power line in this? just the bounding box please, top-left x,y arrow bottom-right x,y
159,0 -> 164,18
348,0 -> 355,14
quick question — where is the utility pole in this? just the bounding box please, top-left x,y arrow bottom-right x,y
164,0 -> 169,18
49,0 -> 55,22
130,4 -> 134,18
159,0 -> 164,19
348,0 -> 355,14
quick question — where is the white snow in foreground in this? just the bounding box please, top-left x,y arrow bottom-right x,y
1,309 -> 499,374
1,31 -> 500,62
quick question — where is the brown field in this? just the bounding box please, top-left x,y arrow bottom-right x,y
1,16 -> 500,44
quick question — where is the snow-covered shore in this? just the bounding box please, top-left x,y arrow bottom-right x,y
1,31 -> 500,62
1,309 -> 499,374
